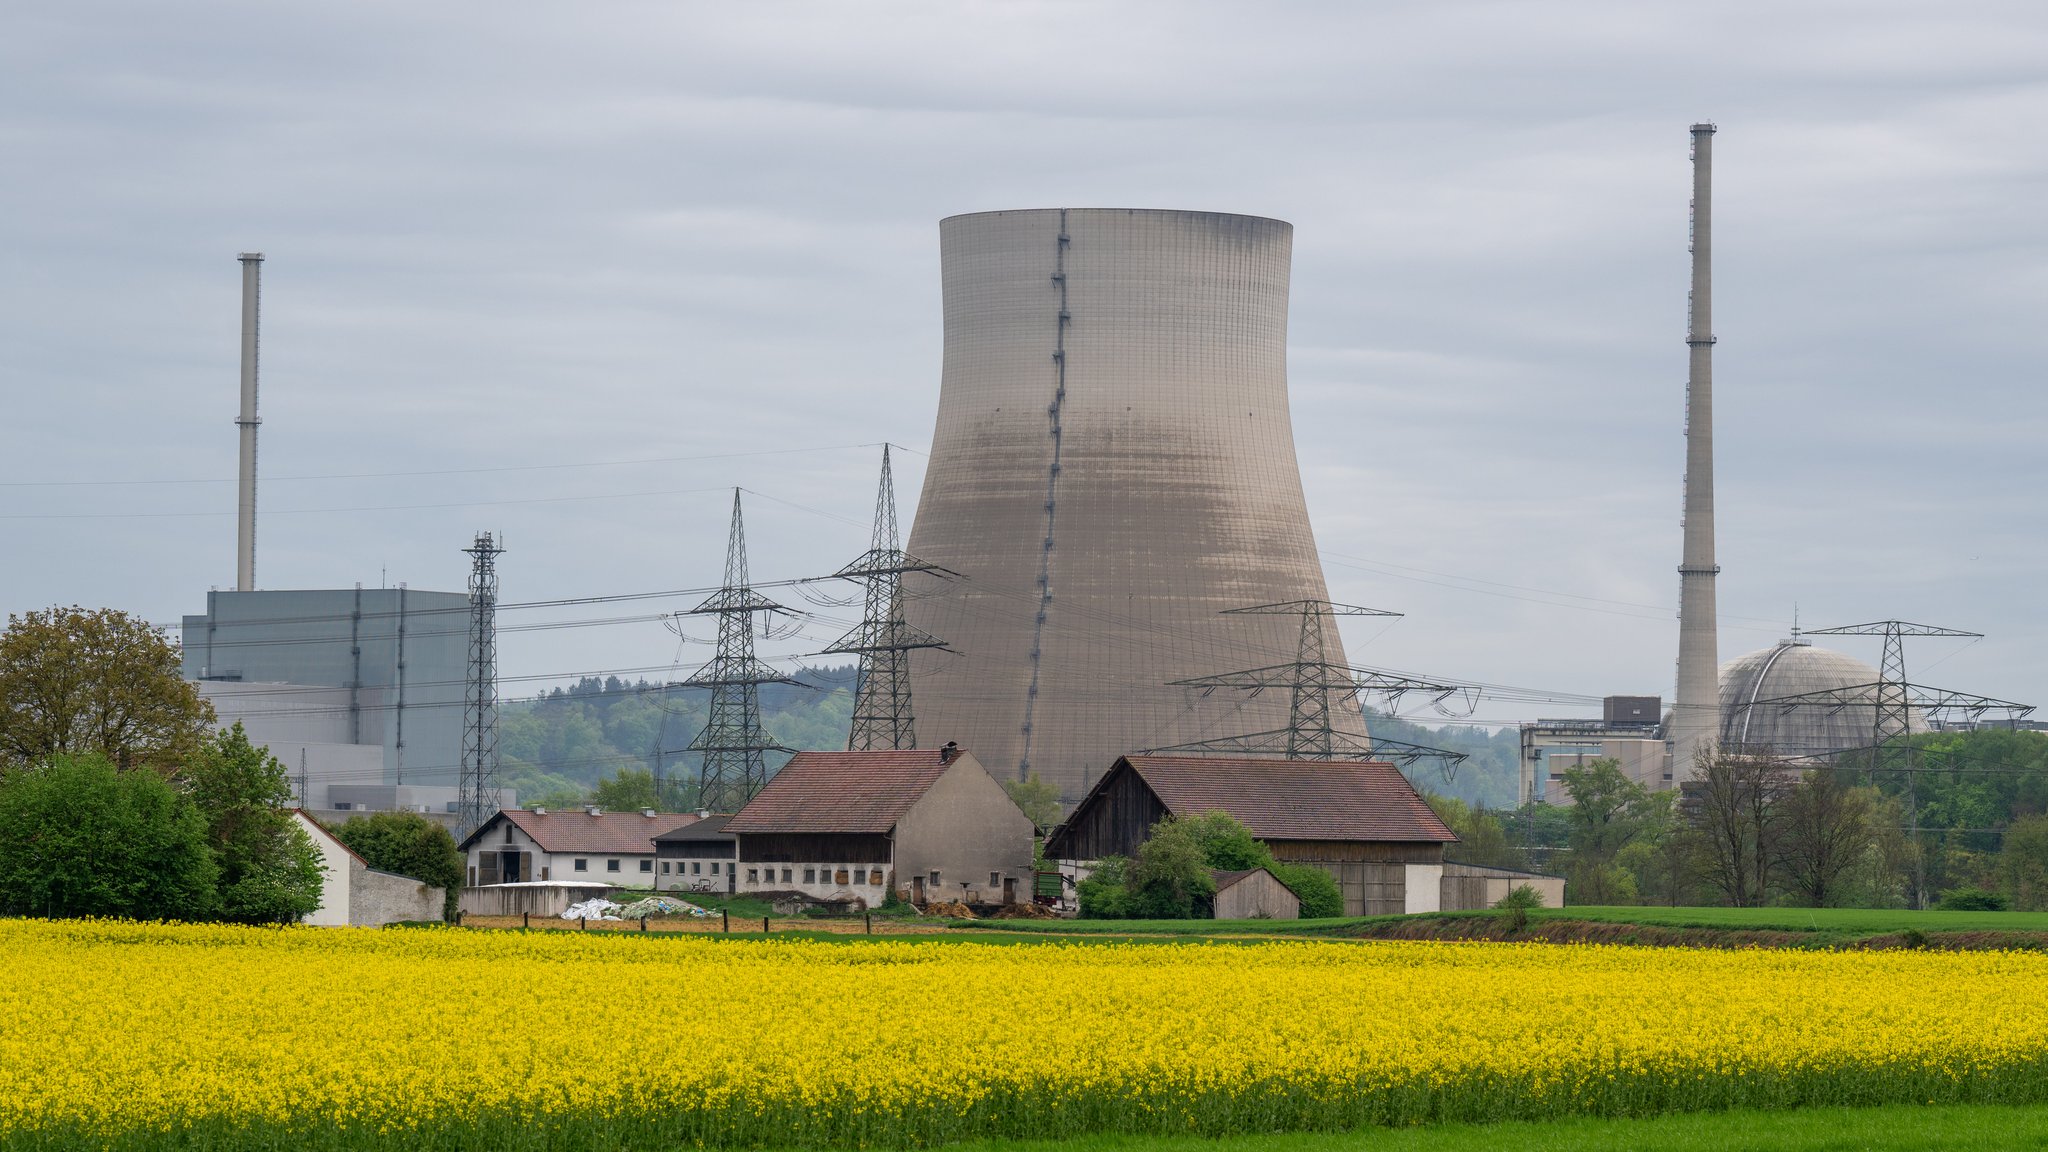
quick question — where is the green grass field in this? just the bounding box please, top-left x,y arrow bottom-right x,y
1522,905 -> 2048,933
951,1104 -> 2048,1152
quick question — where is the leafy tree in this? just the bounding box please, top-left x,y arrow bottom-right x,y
1425,794 -> 1527,871
1935,886 -> 2008,912
591,768 -> 661,812
1996,815 -> 2048,911
0,754 -> 217,919
1776,770 -> 1875,908
182,724 -> 325,924
331,811 -> 465,921
1002,775 -> 1063,832
1126,817 -> 1217,918
0,606 -> 215,772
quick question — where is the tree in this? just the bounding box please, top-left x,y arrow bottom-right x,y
183,724 -> 325,924
0,754 -> 217,919
1557,759 -> 1655,904
591,768 -> 661,812
0,606 -> 216,772
1125,817 -> 1217,918
1424,794 -> 1527,871
330,811 -> 465,921
1682,746 -> 1785,907
1776,770 -> 1875,908
1002,775 -> 1063,833
1996,815 -> 2048,911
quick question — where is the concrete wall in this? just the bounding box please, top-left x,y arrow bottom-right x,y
352,861 -> 444,925
461,883 -> 619,918
1543,738 -> 1671,803
1214,870 -> 1298,919
1440,863 -> 1567,911
903,209 -> 1368,803
892,754 -> 1035,904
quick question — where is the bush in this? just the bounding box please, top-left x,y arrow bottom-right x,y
0,754 -> 218,919
1127,822 -> 1215,918
1494,883 -> 1545,931
1936,887 -> 2009,912
1077,856 -> 1130,919
1267,862 -> 1342,918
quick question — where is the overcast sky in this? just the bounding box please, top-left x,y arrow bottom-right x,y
4,1 -> 2043,727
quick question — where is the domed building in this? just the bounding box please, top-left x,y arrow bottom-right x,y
1717,636 -> 1921,760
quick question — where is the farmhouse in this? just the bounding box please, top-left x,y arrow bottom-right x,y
457,806 -> 703,887
1043,755 -> 1458,916
292,811 -> 445,926
723,745 -> 1034,908
652,814 -> 738,893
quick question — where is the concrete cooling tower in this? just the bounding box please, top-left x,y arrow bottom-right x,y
903,208 -> 1368,803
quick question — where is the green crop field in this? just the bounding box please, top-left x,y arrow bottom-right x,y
1523,905 -> 2048,934
950,1103 -> 2048,1152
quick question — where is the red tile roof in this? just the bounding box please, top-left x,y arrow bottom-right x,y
475,809 -> 703,854
1122,756 -> 1457,843
722,749 -> 963,835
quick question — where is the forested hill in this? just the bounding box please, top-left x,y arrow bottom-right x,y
499,674 -> 1525,811
498,666 -> 855,808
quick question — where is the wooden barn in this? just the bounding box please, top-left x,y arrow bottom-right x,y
1211,868 -> 1298,919
1044,755 -> 1459,916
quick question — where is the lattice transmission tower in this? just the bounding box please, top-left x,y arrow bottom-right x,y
822,446 -> 951,750
456,531 -> 504,840
682,490 -> 799,812
1151,600 -> 1473,774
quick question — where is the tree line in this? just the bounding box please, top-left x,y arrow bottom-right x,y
1426,736 -> 2048,910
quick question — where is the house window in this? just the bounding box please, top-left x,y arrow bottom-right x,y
574,858 -> 588,872
781,868 -> 792,883
640,860 -> 653,873
991,872 -> 1002,887
870,869 -> 884,886
607,859 -> 621,873
692,862 -> 702,875
709,862 -> 719,875
929,870 -> 941,887
803,868 -> 816,884
747,869 -> 759,883
504,825 -> 515,844
661,862 -> 671,874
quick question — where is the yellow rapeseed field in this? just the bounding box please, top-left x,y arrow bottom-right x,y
5,919 -> 2047,1148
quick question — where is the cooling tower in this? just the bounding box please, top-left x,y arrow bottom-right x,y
903,208 -> 1367,803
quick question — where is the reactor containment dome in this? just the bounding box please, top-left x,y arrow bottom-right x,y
1717,637 -> 1923,760
902,208 -> 1368,804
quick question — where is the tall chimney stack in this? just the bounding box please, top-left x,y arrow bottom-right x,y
1672,124 -> 1721,783
235,253 -> 263,592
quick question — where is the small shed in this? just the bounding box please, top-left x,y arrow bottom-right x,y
1212,868 -> 1298,920
653,814 -> 737,893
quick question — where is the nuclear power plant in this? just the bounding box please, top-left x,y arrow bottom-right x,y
901,209 -> 1369,803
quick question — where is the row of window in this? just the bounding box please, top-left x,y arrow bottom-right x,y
661,861 -> 723,875
568,858 -> 656,874
744,866 -> 887,887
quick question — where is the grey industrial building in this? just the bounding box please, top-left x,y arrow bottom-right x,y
902,208 -> 1369,803
182,587 -> 472,801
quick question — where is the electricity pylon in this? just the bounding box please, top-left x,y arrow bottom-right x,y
822,446 -> 950,750
456,531 -> 504,841
682,491 -> 799,812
